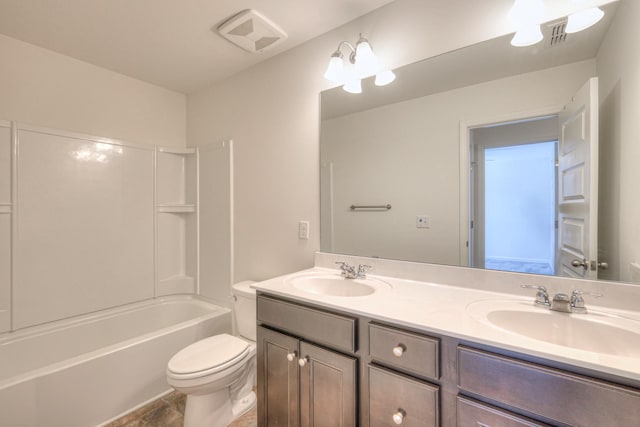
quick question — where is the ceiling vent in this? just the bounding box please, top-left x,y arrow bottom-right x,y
217,10 -> 287,53
545,20 -> 568,48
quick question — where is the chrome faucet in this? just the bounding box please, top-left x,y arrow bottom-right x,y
521,285 -> 550,307
335,261 -> 357,279
336,262 -> 372,279
569,290 -> 603,314
550,293 -> 572,312
521,285 -> 602,313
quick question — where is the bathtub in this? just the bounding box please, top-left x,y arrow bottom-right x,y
0,296 -> 231,427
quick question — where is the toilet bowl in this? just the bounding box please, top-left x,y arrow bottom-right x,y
166,281 -> 257,427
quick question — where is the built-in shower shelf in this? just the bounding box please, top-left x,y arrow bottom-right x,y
157,204 -> 196,213
158,275 -> 196,295
0,205 -> 11,214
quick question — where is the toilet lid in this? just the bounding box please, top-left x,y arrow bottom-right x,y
168,334 -> 249,375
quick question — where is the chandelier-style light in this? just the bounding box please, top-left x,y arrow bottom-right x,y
323,34 -> 396,93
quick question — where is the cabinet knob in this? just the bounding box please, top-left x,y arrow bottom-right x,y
298,356 -> 309,367
392,344 -> 406,357
392,409 -> 406,425
286,351 -> 297,362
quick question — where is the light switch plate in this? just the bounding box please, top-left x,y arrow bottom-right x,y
298,220 -> 310,239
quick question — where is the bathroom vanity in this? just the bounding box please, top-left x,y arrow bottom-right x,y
254,256 -> 640,427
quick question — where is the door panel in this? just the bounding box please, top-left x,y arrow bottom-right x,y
257,326 -> 300,427
557,77 -> 599,279
299,341 -> 357,427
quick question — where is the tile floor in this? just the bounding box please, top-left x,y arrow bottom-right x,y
105,391 -> 257,427
485,258 -> 554,275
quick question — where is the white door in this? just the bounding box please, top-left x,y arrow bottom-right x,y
556,78 -> 599,279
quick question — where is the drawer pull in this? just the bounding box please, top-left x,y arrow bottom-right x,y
286,351 -> 297,362
392,408 -> 406,425
298,356 -> 309,367
392,344 -> 406,357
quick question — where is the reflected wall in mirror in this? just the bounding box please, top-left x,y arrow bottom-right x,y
320,0 -> 640,285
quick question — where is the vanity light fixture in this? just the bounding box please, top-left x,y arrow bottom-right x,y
323,34 -> 396,93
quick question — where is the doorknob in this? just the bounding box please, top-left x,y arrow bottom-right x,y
571,259 -> 588,268
571,259 -> 609,270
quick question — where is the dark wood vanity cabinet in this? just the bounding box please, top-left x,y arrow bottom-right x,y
257,326 -> 357,427
257,295 -> 358,427
457,346 -> 640,426
256,293 -> 640,427
257,294 -> 441,427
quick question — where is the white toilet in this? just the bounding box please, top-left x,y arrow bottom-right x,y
166,281 -> 257,427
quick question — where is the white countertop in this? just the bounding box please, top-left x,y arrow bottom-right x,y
253,267 -> 640,382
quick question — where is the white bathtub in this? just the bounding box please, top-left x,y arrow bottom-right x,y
0,296 -> 231,427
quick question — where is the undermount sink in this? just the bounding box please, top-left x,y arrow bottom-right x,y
467,300 -> 640,357
287,273 -> 388,297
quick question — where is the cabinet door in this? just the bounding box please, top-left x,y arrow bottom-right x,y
258,326 -> 300,427
299,341 -> 357,427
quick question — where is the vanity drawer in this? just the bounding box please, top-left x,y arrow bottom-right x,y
457,346 -> 640,426
457,396 -> 550,427
369,365 -> 439,427
257,295 -> 356,353
369,323 -> 440,380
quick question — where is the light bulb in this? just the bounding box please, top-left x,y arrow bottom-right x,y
323,54 -> 344,83
511,24 -> 544,47
375,70 -> 396,86
566,7 -> 604,33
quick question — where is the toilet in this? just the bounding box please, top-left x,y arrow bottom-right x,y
166,281 -> 257,427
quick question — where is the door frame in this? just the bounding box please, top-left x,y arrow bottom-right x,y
458,105 -> 563,267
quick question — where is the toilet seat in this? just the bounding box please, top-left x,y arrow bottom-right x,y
168,334 -> 250,380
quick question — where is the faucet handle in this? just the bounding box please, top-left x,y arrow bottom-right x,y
357,264 -> 372,278
570,290 -> 603,313
521,285 -> 550,307
335,261 -> 356,278
335,261 -> 348,276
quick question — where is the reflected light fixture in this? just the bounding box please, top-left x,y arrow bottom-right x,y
323,34 -> 396,93
566,6 -> 604,33
508,0 -> 545,47
508,0 -> 606,47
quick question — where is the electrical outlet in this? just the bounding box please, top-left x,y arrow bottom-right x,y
416,215 -> 430,229
298,220 -> 310,239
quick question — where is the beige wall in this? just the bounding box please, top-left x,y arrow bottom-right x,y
187,0 -> 615,282
0,34 -> 186,147
597,0 -> 640,283
187,0 -> 525,282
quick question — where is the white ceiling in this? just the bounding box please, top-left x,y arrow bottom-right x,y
0,0 -> 394,94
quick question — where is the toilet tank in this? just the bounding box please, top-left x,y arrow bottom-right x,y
232,281 -> 257,341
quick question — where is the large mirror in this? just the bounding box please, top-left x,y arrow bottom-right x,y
320,0 -> 640,284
